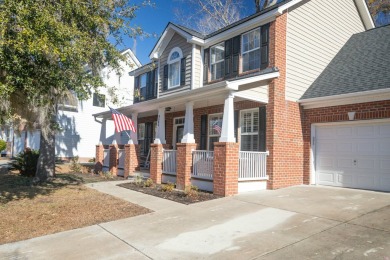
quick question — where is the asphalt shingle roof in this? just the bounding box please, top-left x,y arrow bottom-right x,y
301,25 -> 390,100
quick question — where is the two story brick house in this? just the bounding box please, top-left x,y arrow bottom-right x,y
94,0 -> 385,195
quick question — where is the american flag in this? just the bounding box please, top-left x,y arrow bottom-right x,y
109,107 -> 136,133
212,120 -> 222,135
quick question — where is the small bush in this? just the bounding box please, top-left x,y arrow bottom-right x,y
99,170 -> 114,179
184,185 -> 199,198
88,157 -> 95,163
161,182 -> 175,192
134,175 -> 143,186
0,139 -> 6,152
70,156 -> 82,173
143,178 -> 154,188
11,148 -> 40,177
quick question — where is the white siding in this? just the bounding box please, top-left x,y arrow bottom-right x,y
285,0 -> 365,101
193,45 -> 202,89
235,85 -> 269,103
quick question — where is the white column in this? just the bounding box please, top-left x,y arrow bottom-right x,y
130,113 -> 138,144
181,101 -> 195,143
219,92 -> 236,142
154,107 -> 166,144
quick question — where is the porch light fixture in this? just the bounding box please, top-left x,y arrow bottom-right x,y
348,111 -> 356,121
165,107 -> 172,112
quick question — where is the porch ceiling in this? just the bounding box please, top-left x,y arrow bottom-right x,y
93,71 -> 279,119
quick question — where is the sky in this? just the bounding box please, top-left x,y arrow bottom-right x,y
123,0 -> 257,65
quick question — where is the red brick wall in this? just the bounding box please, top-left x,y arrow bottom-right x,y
303,100 -> 390,184
150,143 -> 163,184
266,12 -> 304,189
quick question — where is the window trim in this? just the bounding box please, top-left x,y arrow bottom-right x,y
137,123 -> 145,140
92,92 -> 106,108
210,42 -> 225,81
207,113 -> 223,150
167,47 -> 183,89
241,27 -> 261,73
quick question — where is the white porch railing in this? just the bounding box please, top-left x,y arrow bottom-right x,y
239,151 -> 269,180
162,149 -> 177,175
118,149 -> 125,169
192,150 -> 214,180
103,149 -> 110,168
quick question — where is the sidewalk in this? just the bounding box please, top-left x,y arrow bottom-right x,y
1,182 -> 389,259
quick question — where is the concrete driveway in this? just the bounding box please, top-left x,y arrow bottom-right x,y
1,183 -> 389,259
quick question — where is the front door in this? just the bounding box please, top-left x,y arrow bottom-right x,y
176,125 -> 184,145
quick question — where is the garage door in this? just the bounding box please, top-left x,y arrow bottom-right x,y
315,121 -> 390,192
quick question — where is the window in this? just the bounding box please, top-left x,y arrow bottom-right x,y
93,93 -> 105,107
208,114 -> 223,150
137,123 -> 145,140
139,73 -> 147,99
242,28 -> 261,72
210,43 -> 225,80
168,47 -> 182,88
240,109 -> 259,151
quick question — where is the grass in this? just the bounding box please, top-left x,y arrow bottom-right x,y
0,171 -> 151,245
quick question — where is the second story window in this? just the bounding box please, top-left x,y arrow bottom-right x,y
242,28 -> 261,72
93,93 -> 105,107
167,47 -> 183,89
210,43 -> 225,81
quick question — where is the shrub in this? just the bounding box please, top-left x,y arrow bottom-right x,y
161,182 -> 175,192
0,139 -> 6,152
70,156 -> 82,173
143,178 -> 154,188
99,170 -> 114,179
184,185 -> 199,198
12,148 -> 40,177
134,175 -> 143,186
88,157 -> 95,163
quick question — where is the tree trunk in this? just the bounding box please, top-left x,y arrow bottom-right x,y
35,130 -> 56,181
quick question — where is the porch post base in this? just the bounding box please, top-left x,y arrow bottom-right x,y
124,144 -> 140,178
95,144 -> 104,173
213,142 -> 239,196
176,143 -> 197,190
109,144 -> 119,176
150,144 -> 163,184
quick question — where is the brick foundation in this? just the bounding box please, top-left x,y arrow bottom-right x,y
176,143 -> 197,190
303,100 -> 390,184
150,143 -> 163,184
95,144 -> 104,173
213,142 -> 239,196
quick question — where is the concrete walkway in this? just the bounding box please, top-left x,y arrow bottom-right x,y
1,182 -> 389,259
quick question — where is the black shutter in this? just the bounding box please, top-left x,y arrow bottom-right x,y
232,35 -> 240,76
203,48 -> 209,83
225,39 -> 232,77
200,114 -> 207,150
258,106 -> 266,152
234,110 -> 239,142
152,68 -> 157,98
146,71 -> 151,99
163,65 -> 168,91
180,57 -> 186,86
261,24 -> 270,70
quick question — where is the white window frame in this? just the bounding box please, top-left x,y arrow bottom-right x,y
172,116 -> 185,149
210,42 -> 225,81
241,28 -> 261,73
167,47 -> 183,89
240,109 -> 259,151
208,113 -> 223,150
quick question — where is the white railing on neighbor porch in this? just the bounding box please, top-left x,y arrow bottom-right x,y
192,150 -> 214,180
118,149 -> 125,169
239,151 -> 269,180
162,149 -> 177,175
103,149 -> 110,168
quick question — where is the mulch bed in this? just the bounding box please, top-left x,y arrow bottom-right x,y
118,182 -> 221,205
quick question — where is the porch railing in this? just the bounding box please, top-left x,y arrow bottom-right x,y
192,150 -> 214,180
118,149 -> 125,169
162,149 -> 177,175
103,149 -> 110,168
239,151 -> 269,180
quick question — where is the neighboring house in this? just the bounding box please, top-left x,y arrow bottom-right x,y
94,0 -> 387,194
11,49 -> 141,161
300,25 -> 390,192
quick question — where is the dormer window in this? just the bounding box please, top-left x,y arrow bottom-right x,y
167,47 -> 183,89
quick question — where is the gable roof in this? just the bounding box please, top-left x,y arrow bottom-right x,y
300,25 -> 390,100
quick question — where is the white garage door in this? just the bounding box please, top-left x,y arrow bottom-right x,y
315,121 -> 390,192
